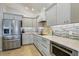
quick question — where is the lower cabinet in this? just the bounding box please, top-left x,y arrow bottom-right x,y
22,34 -> 33,45
22,34 -> 51,55
33,34 -> 51,56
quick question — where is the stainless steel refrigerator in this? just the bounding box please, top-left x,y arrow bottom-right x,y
2,19 -> 21,50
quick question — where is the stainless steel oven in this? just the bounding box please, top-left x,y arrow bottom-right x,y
50,42 -> 78,56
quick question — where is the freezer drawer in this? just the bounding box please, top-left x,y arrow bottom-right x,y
3,40 -> 21,50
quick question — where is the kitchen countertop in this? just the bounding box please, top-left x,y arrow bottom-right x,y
22,32 -> 35,35
33,33 -> 79,52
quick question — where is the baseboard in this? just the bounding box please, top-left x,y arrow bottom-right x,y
22,43 -> 33,46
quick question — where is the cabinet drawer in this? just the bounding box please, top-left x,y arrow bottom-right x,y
41,50 -> 47,56
35,40 -> 41,50
33,35 -> 51,55
41,46 -> 50,56
22,34 -> 33,44
41,43 -> 50,51
40,38 -> 50,44
41,43 -> 48,49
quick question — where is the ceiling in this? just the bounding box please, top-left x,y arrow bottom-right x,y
21,3 -> 51,14
0,3 -> 52,17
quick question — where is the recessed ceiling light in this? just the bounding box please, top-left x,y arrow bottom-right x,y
25,7 -> 29,10
43,7 -> 46,10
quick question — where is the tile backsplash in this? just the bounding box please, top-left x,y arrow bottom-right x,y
51,23 -> 79,40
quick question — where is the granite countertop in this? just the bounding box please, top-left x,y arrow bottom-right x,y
33,33 -> 79,52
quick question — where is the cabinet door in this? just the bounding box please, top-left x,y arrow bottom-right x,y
3,14 -> 10,19
71,3 -> 79,23
33,35 -> 36,45
14,15 -> 22,20
3,13 -> 14,19
3,13 -> 22,20
33,35 -> 51,55
33,35 -> 38,47
35,36 -> 41,49
40,38 -> 50,55
46,5 -> 57,26
62,3 -> 71,24
22,18 -> 33,27
22,34 -> 33,45
57,3 -> 71,25
37,36 -> 50,55
33,35 -> 42,51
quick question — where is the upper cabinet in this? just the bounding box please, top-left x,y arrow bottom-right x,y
45,3 -> 79,26
22,18 -> 33,27
56,3 -> 71,25
46,4 -> 57,26
71,3 -> 79,23
3,13 -> 23,20
3,13 -> 14,19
